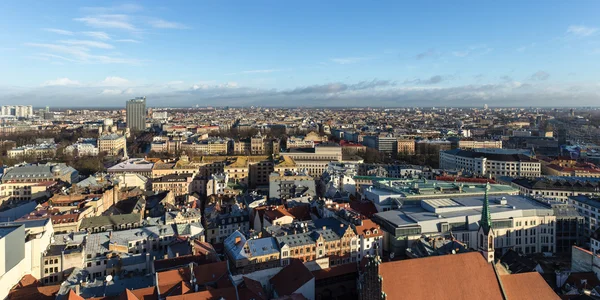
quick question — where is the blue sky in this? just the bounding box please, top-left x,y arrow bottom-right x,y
1,0 -> 600,107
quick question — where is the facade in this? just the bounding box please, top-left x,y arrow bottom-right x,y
353,219 -> 383,260
205,212 -> 250,244
264,219 -> 358,266
98,133 -> 126,156
268,171 -> 316,200
362,135 -> 397,154
152,173 -> 199,200
509,177 -> 600,203
415,139 -> 452,155
1,105 -> 33,118
397,139 -> 415,155
0,181 -> 53,201
439,149 -> 541,178
2,163 -> 78,184
372,194 -> 556,257
281,143 -> 343,177
569,195 -> 600,237
41,233 -> 85,285
0,224 -> 26,300
64,142 -> 99,157
458,140 -> 503,150
126,97 -> 146,131
7,143 -> 57,159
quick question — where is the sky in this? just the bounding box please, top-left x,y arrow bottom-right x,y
1,1 -> 600,107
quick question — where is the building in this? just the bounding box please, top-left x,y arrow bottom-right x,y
126,97 -> 146,131
281,143 -> 343,177
224,230 -> 280,274
107,158 -> 154,177
2,163 -> 78,184
270,259 -> 315,300
362,178 -> 518,212
509,177 -> 600,203
439,149 -> 541,178
353,219 -> 383,260
0,181 -> 54,202
7,143 -> 57,159
569,195 -> 600,237
415,139 -> 452,155
269,171 -> 316,200
152,173 -> 199,200
98,133 -> 126,156
357,252 -> 558,300
373,192 -> 556,257
265,218 -> 358,266
362,135 -> 398,154
41,232 -> 85,285
1,105 -> 33,118
458,140 -> 503,150
64,142 -> 99,157
397,139 -> 415,155
0,224 -> 26,299
205,212 -> 250,244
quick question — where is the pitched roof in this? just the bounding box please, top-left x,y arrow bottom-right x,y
9,284 -> 61,300
165,286 -> 237,300
193,261 -> 232,287
501,272 -> 560,300
129,286 -> 158,300
270,259 -> 314,297
66,289 -> 85,300
119,289 -> 140,300
354,219 -> 383,238
239,276 -> 268,300
378,252 -> 504,300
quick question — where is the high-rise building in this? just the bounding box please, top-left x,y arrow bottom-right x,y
126,97 -> 146,131
1,105 -> 33,118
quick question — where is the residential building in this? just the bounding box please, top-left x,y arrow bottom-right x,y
439,149 -> 541,178
126,97 -> 146,131
224,230 -> 280,274
415,139 -> 452,155
353,219 -> 383,261
7,143 -> 57,159
569,195 -> 600,236
397,139 -> 415,155
205,212 -> 250,244
281,143 -> 343,177
0,181 -> 54,202
98,133 -> 126,156
509,177 -> 600,203
41,232 -> 85,285
269,171 -> 316,200
152,173 -> 200,200
1,105 -> 33,118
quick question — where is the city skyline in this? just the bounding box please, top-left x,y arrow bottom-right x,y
1,1 -> 600,107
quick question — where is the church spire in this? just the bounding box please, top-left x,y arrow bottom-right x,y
480,182 -> 492,234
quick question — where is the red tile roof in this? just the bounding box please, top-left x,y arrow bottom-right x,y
354,219 -> 383,238
270,259 -> 314,297
239,276 -> 268,300
378,252 -> 504,300
501,272 -> 560,300
166,286 -> 238,300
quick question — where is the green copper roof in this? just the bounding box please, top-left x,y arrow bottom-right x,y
480,183 -> 492,234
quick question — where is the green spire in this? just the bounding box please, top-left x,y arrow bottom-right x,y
481,183 -> 492,234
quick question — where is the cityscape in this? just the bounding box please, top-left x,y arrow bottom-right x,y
2,1 -> 600,300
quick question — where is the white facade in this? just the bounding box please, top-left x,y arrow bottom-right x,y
65,143 -> 99,157
439,150 -> 541,177
570,196 -> 600,236
1,105 -> 33,118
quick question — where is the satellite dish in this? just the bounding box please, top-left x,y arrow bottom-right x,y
452,249 -> 456,254
389,252 -> 395,259
106,275 -> 113,283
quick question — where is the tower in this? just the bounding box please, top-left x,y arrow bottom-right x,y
126,97 -> 147,131
478,183 -> 494,263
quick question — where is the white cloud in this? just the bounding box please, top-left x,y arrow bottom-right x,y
100,76 -> 130,86
115,39 -> 141,43
81,31 -> 110,40
149,19 -> 189,29
43,28 -> 74,35
42,78 -> 80,86
100,89 -> 124,95
191,82 -> 238,90
81,4 -> 143,14
567,25 -> 598,37
75,14 -> 137,31
330,56 -> 372,64
59,40 -> 114,49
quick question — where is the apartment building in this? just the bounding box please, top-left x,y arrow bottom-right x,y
457,140 -> 503,150
224,231 -> 280,274
2,163 -> 78,184
98,133 -> 126,156
397,139 -> 415,155
439,149 -> 541,178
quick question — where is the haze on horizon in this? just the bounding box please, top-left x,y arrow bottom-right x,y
1,0 -> 599,107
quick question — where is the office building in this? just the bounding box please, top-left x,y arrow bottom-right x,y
126,97 -> 146,131
372,193 -> 556,257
